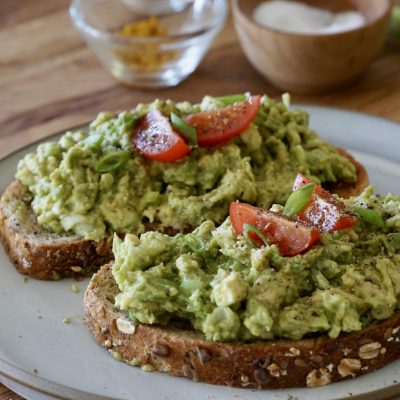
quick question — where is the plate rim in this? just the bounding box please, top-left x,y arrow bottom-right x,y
0,358 -> 120,400
1,105 -> 400,400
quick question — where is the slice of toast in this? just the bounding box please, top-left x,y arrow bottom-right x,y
0,181 -> 112,280
0,148 -> 368,280
85,264 -> 400,389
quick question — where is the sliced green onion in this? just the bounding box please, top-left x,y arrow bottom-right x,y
185,234 -> 205,253
389,6 -> 400,41
216,94 -> 247,106
284,183 -> 315,218
243,223 -> 269,248
83,133 -> 104,149
282,93 -> 291,109
170,112 -> 197,146
354,207 -> 385,228
95,151 -> 130,173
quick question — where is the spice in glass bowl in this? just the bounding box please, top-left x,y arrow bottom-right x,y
115,16 -> 178,73
69,0 -> 228,88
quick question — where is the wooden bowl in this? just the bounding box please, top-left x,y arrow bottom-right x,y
232,0 -> 392,94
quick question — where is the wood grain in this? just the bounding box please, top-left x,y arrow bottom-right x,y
0,0 -> 399,399
0,1 -> 400,161
0,383 -> 23,400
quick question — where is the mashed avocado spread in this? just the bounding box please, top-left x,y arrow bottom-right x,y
112,186 -> 400,342
16,95 -> 356,241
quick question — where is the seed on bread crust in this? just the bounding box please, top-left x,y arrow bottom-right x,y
152,343 -> 171,357
267,363 -> 281,378
254,368 -> 269,384
342,348 -> 352,356
393,326 -> 400,334
294,358 -> 307,367
116,317 -> 136,335
338,358 -> 361,378
285,347 -> 300,357
183,364 -> 198,381
358,342 -> 381,360
310,355 -> 323,364
306,368 -> 332,387
196,346 -> 212,364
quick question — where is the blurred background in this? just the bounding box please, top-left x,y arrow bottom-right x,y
0,0 -> 399,161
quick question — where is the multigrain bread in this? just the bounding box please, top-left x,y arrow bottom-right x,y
0,148 -> 368,280
85,264 -> 400,389
0,181 -> 111,280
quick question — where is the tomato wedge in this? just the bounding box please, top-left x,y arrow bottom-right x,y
230,202 -> 320,256
132,109 -> 190,162
293,173 -> 312,191
185,95 -> 261,146
292,173 -> 356,232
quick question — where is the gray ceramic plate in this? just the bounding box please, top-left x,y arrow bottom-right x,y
1,105 -> 400,400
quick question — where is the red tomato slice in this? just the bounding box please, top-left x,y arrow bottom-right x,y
185,95 -> 261,146
132,109 -> 190,162
293,173 -> 356,232
230,202 -> 320,256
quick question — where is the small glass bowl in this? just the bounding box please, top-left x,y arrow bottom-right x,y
69,0 -> 228,89
120,0 -> 193,15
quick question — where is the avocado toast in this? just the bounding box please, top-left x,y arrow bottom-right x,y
85,182 -> 400,388
0,94 -> 367,279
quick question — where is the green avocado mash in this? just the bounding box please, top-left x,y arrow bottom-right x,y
112,186 -> 400,342
16,95 -> 356,241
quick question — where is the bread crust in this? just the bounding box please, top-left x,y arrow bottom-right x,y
325,147 -> 369,198
0,181 -> 112,280
0,148 -> 368,280
85,264 -> 400,389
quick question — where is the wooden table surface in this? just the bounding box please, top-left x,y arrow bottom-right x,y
1,1 -> 400,399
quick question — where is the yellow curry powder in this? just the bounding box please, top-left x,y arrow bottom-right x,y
115,16 -> 177,73
120,16 -> 168,36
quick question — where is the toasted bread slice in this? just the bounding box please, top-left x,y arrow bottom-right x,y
0,181 -> 112,280
85,264 -> 400,389
0,148 -> 368,280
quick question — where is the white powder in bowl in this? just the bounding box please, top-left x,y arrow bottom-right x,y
253,0 -> 366,35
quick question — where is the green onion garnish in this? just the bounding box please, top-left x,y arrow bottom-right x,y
170,112 -> 197,146
216,94 -> 247,106
243,223 -> 269,248
354,207 -> 385,228
94,151 -> 130,173
83,133 -> 104,149
389,6 -> 400,41
185,234 -> 205,253
282,93 -> 291,109
284,183 -> 315,218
